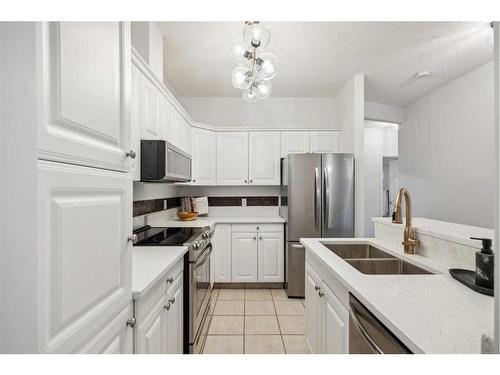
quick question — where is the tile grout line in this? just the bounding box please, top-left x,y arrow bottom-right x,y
272,291 -> 287,354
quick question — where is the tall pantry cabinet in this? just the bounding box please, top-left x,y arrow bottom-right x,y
36,22 -> 135,353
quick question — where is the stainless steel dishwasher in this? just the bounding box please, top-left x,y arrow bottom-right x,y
349,294 -> 412,354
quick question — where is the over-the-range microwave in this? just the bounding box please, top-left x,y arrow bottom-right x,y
141,140 -> 192,183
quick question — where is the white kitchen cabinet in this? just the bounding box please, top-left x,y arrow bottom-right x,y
136,292 -> 167,354
141,76 -> 163,140
37,22 -> 132,172
280,131 -> 311,157
191,128 -> 217,185
135,259 -> 184,354
131,63 -> 142,181
169,111 -> 191,153
305,261 -> 349,354
165,271 -> 183,354
38,160 -> 132,353
249,131 -> 281,185
322,282 -> 349,354
217,132 -> 249,185
305,263 -> 323,353
231,232 -> 258,282
310,131 -> 340,153
213,224 -> 232,283
79,303 -> 134,354
258,232 -> 284,282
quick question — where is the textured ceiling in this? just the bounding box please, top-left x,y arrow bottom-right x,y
158,22 -> 493,106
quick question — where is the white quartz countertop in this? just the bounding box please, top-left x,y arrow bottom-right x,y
152,215 -> 286,228
301,237 -> 494,354
372,217 -> 494,248
132,246 -> 188,298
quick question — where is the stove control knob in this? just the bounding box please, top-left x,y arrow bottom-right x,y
193,242 -> 200,250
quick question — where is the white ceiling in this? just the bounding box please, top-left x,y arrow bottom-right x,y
158,22 -> 493,107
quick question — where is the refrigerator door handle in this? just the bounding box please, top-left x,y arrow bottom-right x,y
324,167 -> 330,229
314,167 -> 320,230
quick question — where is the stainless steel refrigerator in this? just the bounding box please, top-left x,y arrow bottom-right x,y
280,153 -> 354,297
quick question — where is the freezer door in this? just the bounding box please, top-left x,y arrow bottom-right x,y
286,242 -> 305,298
286,154 -> 322,241
322,154 -> 354,238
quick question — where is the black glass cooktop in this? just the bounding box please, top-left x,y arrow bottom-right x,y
133,225 -> 203,246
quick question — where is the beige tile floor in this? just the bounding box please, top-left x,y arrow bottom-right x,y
203,288 -> 311,354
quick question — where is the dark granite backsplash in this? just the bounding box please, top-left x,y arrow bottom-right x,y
134,196 -> 280,217
133,197 -> 181,217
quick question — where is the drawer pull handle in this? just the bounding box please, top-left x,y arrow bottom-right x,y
318,291 -> 324,297
169,297 -> 176,304
125,150 -> 136,159
126,318 -> 136,328
314,285 -> 320,291
164,303 -> 171,310
167,277 -> 173,284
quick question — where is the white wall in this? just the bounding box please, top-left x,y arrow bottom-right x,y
364,124 -> 398,237
365,100 -> 405,124
179,97 -> 339,129
400,61 -> 495,228
0,22 -> 39,353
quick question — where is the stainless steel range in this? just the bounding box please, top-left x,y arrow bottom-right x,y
133,225 -> 214,354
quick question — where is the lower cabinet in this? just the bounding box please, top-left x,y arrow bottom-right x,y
305,262 -> 348,354
135,259 -> 184,354
231,232 -> 259,282
213,224 -> 232,282
79,303 -> 134,354
231,224 -> 284,283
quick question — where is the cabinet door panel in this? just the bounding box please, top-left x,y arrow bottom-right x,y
258,232 -> 284,282
322,283 -> 349,354
141,77 -> 162,139
249,131 -> 280,185
38,161 -> 132,353
231,232 -> 258,282
38,22 -> 131,172
131,63 -> 141,181
191,128 -> 217,185
213,224 -> 232,282
280,131 -> 310,157
310,131 -> 340,153
165,274 -> 183,354
217,132 -> 249,185
136,296 -> 167,354
79,303 -> 134,354
304,263 -> 322,353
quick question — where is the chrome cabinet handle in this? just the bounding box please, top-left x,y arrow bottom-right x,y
259,236 -> 262,240
164,303 -> 171,310
253,236 -> 256,240
314,285 -> 320,291
193,179 -> 196,183
244,180 -> 248,183
291,243 -> 304,249
167,277 -> 173,284
169,297 -> 176,304
128,234 -> 138,244
256,226 -> 259,230
318,291 -> 324,297
126,150 -> 136,159
250,179 -> 253,183
126,317 -> 136,328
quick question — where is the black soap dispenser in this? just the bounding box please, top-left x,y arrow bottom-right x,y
470,237 -> 494,289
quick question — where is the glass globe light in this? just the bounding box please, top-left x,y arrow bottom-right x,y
253,79 -> 272,99
242,22 -> 271,49
256,52 -> 278,80
231,43 -> 251,65
231,66 -> 252,90
242,88 -> 259,103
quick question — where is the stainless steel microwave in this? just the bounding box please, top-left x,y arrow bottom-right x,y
141,140 -> 191,183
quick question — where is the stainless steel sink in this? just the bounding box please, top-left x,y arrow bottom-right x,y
321,243 -> 396,259
321,243 -> 434,275
345,258 -> 432,275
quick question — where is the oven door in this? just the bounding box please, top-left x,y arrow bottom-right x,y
190,244 -> 212,347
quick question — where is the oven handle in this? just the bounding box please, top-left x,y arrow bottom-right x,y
193,244 -> 212,270
349,302 -> 383,354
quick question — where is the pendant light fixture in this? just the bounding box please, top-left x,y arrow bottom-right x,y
231,21 -> 279,103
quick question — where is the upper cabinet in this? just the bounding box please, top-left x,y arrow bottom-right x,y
281,131 -> 311,157
37,22 -> 133,172
140,76 -> 163,140
310,131 -> 340,153
217,132 -> 249,185
191,128 -> 217,185
249,131 -> 280,185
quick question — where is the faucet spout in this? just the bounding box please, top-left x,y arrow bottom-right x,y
392,188 -> 420,254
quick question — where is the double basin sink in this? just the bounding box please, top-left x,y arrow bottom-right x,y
320,243 -> 434,275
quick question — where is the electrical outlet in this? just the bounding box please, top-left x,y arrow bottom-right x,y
241,198 -> 247,207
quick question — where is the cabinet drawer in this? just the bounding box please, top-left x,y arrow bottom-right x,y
231,223 -> 283,233
135,275 -> 167,323
165,258 -> 184,285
